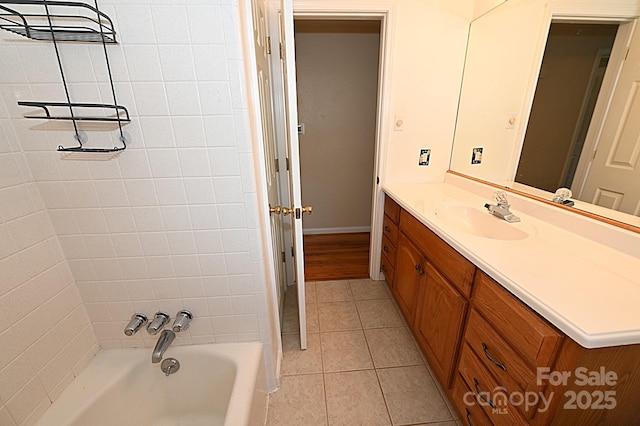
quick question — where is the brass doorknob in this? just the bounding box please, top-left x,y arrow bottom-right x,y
269,204 -> 281,216
281,207 -> 293,216
302,205 -> 313,215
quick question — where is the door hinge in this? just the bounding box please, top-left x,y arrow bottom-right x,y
281,251 -> 286,262
592,149 -> 598,160
625,47 -> 630,61
286,157 -> 290,171
291,247 -> 295,257
267,36 -> 272,54
275,158 -> 280,172
279,42 -> 283,59
376,176 -> 380,185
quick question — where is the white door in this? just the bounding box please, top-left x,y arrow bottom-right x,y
251,0 -> 287,323
579,24 -> 640,215
280,0 -> 309,349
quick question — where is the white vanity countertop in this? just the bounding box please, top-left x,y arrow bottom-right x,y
383,175 -> 640,349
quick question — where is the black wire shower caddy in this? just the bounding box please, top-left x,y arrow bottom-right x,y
0,0 -> 129,152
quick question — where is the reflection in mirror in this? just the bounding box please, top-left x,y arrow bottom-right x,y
515,23 -> 618,194
450,0 -> 640,230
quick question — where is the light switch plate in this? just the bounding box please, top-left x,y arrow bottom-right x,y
394,115 -> 405,131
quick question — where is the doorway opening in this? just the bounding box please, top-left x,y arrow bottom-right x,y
515,22 -> 618,192
293,19 -> 381,281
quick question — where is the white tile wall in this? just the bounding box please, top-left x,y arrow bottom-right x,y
0,107 -> 98,424
0,2 -> 278,422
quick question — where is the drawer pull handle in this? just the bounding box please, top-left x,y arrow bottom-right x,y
381,264 -> 387,272
482,342 -> 507,371
465,408 -> 474,426
473,377 -> 496,408
384,225 -> 391,232
415,264 -> 424,275
383,245 -> 389,253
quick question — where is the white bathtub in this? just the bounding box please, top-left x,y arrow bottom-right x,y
35,343 -> 267,426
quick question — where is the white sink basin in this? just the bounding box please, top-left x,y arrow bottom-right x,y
434,204 -> 532,241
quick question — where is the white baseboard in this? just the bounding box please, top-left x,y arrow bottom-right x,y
303,226 -> 371,235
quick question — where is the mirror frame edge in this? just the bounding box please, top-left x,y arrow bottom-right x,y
447,170 -> 640,234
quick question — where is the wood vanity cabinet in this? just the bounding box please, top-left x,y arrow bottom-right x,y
414,262 -> 468,388
380,196 -> 640,425
389,205 -> 475,388
391,233 -> 423,324
380,196 -> 400,288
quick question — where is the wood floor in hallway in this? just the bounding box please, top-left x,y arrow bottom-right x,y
303,232 -> 370,281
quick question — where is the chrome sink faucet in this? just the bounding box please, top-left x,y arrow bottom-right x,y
152,329 -> 176,363
484,191 -> 521,223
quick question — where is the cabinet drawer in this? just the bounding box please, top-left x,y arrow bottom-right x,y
465,309 -> 542,419
384,195 -> 401,224
399,210 -> 475,297
451,374 -> 492,426
380,254 -> 394,288
458,344 -> 528,426
473,271 -> 562,368
383,214 -> 398,246
381,235 -> 396,265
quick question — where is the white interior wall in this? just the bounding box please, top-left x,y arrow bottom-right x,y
383,0 -> 474,184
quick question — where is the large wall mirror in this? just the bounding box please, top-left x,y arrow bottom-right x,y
450,0 -> 640,229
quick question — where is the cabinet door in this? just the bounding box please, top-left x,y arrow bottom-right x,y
414,262 -> 468,388
392,233 -> 423,324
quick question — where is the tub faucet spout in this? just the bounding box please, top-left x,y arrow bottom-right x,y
152,329 -> 176,363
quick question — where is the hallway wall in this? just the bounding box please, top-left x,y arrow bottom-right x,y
295,24 -> 380,233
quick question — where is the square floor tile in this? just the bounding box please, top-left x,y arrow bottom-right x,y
356,299 -> 403,329
305,281 -> 317,304
281,333 -> 322,376
321,330 -> 373,372
349,279 -> 390,300
325,370 -> 391,426
365,327 -> 424,368
377,366 -> 452,425
282,302 -> 319,334
316,280 -> 353,303
267,374 -> 327,425
318,301 -> 361,332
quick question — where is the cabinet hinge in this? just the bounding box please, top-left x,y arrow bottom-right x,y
267,36 -> 272,55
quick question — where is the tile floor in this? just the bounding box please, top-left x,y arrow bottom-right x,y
267,279 -> 463,426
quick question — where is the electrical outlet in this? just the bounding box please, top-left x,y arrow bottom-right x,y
471,147 -> 483,164
418,149 -> 431,166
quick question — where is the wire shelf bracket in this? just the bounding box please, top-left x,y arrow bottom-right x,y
0,0 -> 129,153
0,0 -> 116,43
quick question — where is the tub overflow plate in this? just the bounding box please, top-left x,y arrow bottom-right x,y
161,358 -> 180,376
